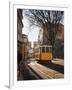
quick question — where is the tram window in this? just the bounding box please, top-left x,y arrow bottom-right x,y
46,47 -> 49,52
50,47 -> 52,52
42,47 -> 45,52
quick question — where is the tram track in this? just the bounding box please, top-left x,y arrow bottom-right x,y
28,61 -> 64,79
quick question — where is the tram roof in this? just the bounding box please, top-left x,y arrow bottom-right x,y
40,45 -> 52,47
34,45 -> 52,49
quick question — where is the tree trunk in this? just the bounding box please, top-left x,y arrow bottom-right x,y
42,23 -> 51,45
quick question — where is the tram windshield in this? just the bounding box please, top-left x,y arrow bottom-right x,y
46,47 -> 52,52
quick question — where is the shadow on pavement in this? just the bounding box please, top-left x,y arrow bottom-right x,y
38,61 -> 64,74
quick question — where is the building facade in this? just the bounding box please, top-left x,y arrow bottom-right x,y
21,34 -> 29,60
17,9 -> 23,69
33,41 -> 39,48
17,9 -> 31,80
17,9 -> 31,61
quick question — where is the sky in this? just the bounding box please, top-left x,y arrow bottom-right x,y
22,11 -> 40,47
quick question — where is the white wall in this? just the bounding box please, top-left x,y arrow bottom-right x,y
0,0 -> 72,90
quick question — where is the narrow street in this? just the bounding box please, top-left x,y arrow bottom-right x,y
18,58 -> 64,80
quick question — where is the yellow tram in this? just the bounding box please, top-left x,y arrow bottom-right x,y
34,45 -> 53,62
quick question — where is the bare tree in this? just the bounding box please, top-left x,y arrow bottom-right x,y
24,9 -> 64,46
